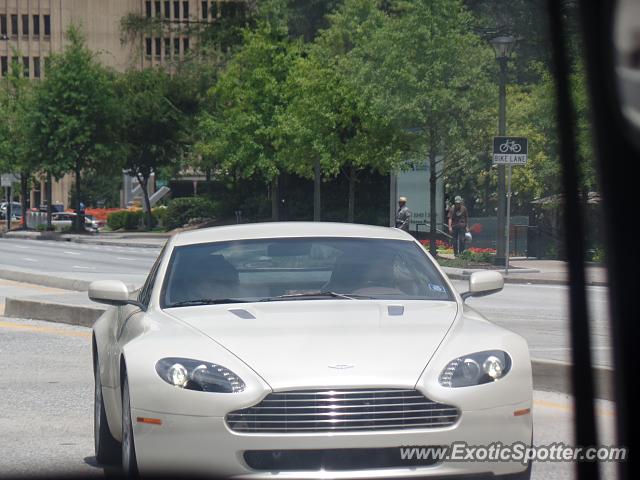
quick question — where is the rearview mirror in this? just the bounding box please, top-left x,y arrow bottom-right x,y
461,271 -> 504,300
89,280 -> 144,309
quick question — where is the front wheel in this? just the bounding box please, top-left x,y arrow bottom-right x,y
121,374 -> 139,478
94,365 -> 121,465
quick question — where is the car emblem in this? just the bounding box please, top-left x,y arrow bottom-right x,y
328,364 -> 355,369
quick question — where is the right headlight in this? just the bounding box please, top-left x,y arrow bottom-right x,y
438,350 -> 512,388
155,357 -> 246,393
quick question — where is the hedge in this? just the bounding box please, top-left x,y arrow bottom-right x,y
164,197 -> 218,230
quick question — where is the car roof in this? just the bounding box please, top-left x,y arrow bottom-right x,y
172,222 -> 412,246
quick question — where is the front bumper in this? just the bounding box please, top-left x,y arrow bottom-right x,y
132,401 -> 532,478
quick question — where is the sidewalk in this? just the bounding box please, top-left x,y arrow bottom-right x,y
442,259 -> 607,286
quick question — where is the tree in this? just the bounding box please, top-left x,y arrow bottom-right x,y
197,22 -> 301,220
345,0 -> 495,254
28,26 -> 118,231
0,57 -> 34,225
117,68 -> 187,229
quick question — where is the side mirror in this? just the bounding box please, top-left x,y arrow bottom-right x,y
461,271 -> 504,301
89,280 -> 145,310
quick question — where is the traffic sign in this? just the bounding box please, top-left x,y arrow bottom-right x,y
1,173 -> 20,187
493,137 -> 528,165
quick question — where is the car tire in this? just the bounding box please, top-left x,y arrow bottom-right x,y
121,373 -> 139,478
94,366 -> 121,465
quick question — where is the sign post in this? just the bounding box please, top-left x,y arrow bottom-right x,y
1,173 -> 20,232
493,137 -> 528,273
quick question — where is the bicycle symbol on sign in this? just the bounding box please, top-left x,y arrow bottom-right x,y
499,139 -> 522,153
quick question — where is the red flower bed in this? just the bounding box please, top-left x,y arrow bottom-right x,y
467,247 -> 496,253
419,239 -> 451,248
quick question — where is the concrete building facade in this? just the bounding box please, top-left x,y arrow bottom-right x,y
1,0 -> 223,209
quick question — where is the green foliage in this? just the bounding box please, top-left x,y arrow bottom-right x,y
459,249 -> 494,263
107,210 -> 157,231
27,25 -> 118,180
116,67 -> 188,228
198,23 -> 302,184
164,197 -> 218,230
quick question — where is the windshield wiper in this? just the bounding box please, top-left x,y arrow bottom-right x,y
260,291 -> 373,301
166,298 -> 249,308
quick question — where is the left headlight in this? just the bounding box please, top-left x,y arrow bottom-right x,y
439,350 -> 512,388
155,357 -> 246,393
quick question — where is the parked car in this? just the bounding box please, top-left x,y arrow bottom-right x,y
51,212 -> 100,232
89,222 -> 532,479
0,201 -> 22,220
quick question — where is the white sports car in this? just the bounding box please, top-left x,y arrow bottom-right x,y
89,222 -> 532,479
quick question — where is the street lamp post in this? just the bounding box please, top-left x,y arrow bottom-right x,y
490,36 -> 516,266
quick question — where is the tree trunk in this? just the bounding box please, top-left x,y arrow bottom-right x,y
136,172 -> 153,231
429,147 -> 438,258
20,171 -> 29,229
45,173 -> 52,230
75,163 -> 84,233
313,160 -> 321,221
271,177 -> 279,221
347,165 -> 356,223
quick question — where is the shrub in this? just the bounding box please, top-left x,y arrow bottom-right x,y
152,206 -> 168,228
107,210 -> 128,231
107,209 -> 145,231
164,197 -> 218,230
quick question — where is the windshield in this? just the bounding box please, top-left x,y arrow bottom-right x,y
162,237 -> 453,307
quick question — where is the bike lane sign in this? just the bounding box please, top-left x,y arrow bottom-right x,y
493,137 -> 528,164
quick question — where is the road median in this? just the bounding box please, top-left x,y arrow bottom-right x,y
1,295 -> 614,400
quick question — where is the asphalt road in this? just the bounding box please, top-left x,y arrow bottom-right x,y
0,238 -> 160,285
0,238 -> 612,367
0,317 -> 620,479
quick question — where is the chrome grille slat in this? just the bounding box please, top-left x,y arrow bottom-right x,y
230,409 -> 458,417
247,401 -> 438,410
226,388 -> 460,433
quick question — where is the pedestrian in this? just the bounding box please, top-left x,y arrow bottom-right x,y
448,195 -> 469,256
395,196 -> 411,232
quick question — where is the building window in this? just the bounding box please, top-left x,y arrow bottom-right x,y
183,1 -> 189,19
155,1 -> 161,17
44,57 -> 50,73
33,15 -> 40,36
164,1 -> 171,18
44,15 -> 51,36
154,38 -> 161,58
11,15 -> 18,36
183,37 -> 190,53
164,38 -> 171,57
202,1 -> 208,19
211,1 -> 218,17
174,1 -> 180,19
174,37 -> 180,55
145,37 -> 152,57
33,57 -> 41,78
22,15 -> 29,36
23,57 -> 29,78
1,15 -> 7,36
1,57 -> 8,77
145,1 -> 152,18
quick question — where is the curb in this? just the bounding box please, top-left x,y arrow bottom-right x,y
443,270 -> 608,287
3,231 -> 165,249
531,358 -> 613,401
0,268 -> 93,291
1,296 -> 614,400
69,237 -> 164,249
4,297 -> 106,327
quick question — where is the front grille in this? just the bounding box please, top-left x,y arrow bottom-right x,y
244,447 -> 444,471
226,389 -> 459,433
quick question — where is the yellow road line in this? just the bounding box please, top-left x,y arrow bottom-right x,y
534,399 -> 615,417
0,320 -> 91,338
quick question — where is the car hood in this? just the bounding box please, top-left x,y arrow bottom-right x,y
166,300 -> 458,390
